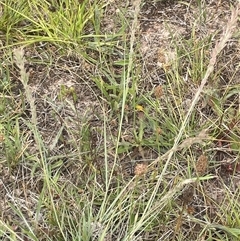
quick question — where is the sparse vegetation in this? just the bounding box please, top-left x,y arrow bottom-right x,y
0,0 -> 240,240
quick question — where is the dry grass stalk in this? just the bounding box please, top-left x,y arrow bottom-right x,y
13,47 -> 37,127
177,129 -> 209,150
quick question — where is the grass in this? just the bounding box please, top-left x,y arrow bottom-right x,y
0,0 -> 240,240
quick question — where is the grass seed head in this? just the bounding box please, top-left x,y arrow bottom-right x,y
195,154 -> 208,175
134,163 -> 148,176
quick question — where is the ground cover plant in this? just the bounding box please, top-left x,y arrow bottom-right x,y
0,0 -> 240,240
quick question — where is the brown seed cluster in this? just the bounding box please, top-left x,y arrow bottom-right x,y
195,155 -> 208,175
154,85 -> 163,99
134,163 -> 148,176
180,185 -> 194,205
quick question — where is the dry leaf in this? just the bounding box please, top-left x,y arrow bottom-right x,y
186,205 -> 195,215
157,47 -> 175,70
157,48 -> 167,65
138,111 -> 145,120
175,214 -> 183,233
196,155 -> 208,175
178,129 -> 209,150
